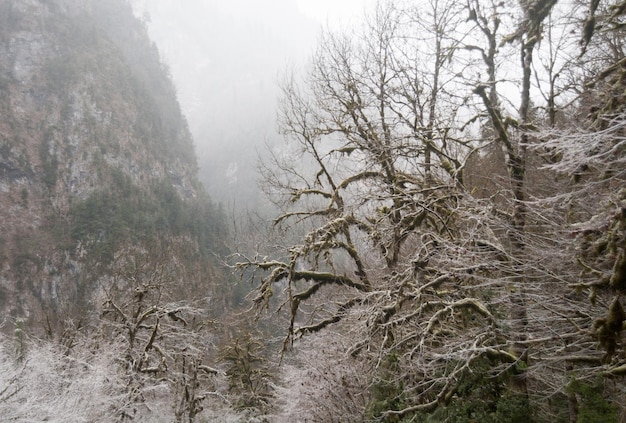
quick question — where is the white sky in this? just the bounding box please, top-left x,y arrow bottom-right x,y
134,0 -> 379,203
296,0 -> 378,28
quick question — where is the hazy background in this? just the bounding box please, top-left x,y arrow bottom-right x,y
131,0 -> 377,210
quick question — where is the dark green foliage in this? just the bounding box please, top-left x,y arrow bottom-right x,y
219,333 -> 274,411
567,378 -> 619,423
408,369 -> 617,423
70,193 -> 124,262
38,140 -> 57,189
151,179 -> 184,232
0,285 -> 6,308
69,167 -> 227,264
593,297 -> 626,363
150,180 -> 229,256
366,352 -> 407,421
196,199 -> 230,257
11,233 -> 48,307
610,251 -> 626,291
20,187 -> 28,207
413,392 -> 531,423
404,357 -> 532,423
69,180 -> 150,262
493,394 -> 532,423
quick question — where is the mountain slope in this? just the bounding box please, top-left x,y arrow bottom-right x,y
0,0 -> 226,325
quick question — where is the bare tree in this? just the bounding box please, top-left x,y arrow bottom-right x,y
236,0 -> 626,421
238,1 -> 535,419
0,332 -> 124,423
99,243 -> 221,422
466,1 -> 626,421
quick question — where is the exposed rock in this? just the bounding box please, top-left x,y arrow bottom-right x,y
0,0 -> 224,326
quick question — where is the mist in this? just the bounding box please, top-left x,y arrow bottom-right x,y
132,0 -> 376,209
4,1 -> 624,420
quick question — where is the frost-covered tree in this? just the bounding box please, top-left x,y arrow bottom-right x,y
98,244 -> 222,422
239,0 -> 626,421
0,332 -> 124,423
240,0 -> 537,419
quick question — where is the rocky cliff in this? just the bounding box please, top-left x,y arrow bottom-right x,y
0,0 -> 225,327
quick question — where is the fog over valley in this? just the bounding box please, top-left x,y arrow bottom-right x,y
132,0 -> 376,206
0,0 -> 625,421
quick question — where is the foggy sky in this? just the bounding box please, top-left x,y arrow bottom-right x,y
132,0 -> 376,207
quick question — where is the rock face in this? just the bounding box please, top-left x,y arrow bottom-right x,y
0,0 -> 223,324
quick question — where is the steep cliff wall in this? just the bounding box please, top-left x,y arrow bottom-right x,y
0,0 -> 225,325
